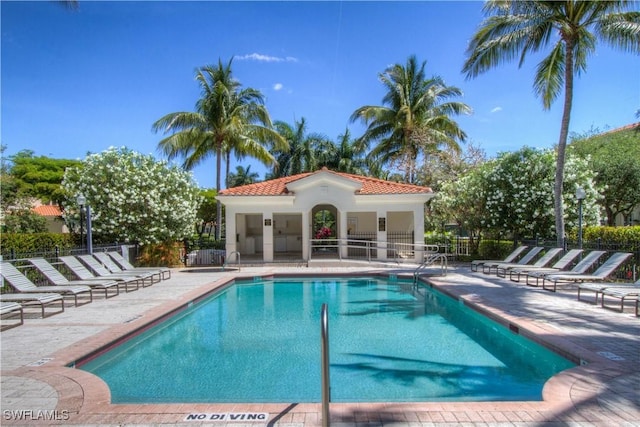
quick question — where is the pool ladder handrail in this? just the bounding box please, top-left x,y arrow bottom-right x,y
413,252 -> 448,284
223,251 -> 241,271
320,303 -> 330,427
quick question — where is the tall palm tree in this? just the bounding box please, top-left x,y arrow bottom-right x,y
153,58 -> 287,239
269,118 -> 330,178
463,1 -> 640,247
350,55 -> 472,184
227,165 -> 259,187
327,128 -> 367,174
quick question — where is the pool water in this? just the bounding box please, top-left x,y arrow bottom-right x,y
79,277 -> 575,403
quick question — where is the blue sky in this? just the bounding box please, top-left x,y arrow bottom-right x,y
2,1 -> 639,189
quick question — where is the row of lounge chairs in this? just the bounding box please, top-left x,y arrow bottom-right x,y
470,246 -> 638,315
0,252 -> 171,325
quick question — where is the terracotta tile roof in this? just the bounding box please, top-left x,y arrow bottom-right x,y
218,168 -> 432,196
32,205 -> 63,216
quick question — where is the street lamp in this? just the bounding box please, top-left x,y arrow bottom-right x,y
576,187 -> 586,250
76,194 -> 86,252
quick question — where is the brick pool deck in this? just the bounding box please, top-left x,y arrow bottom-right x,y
1,264 -> 638,426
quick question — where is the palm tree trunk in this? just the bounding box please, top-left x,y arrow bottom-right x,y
215,143 -> 222,241
554,40 -> 575,248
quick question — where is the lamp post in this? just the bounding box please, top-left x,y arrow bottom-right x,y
76,194 -> 86,252
576,187 -> 586,250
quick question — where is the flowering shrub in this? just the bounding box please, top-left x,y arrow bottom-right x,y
430,147 -> 599,241
315,226 -> 333,239
61,147 -> 202,245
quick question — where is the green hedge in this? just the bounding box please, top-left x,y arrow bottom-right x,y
582,226 -> 640,242
476,240 -> 517,260
1,233 -> 75,259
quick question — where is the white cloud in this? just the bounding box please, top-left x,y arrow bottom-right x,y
273,83 -> 283,91
490,106 -> 503,113
236,53 -> 298,63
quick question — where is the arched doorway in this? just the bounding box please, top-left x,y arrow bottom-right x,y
311,204 -> 338,257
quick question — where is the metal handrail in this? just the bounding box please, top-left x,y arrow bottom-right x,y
414,252 -> 448,283
223,251 -> 241,271
309,238 -> 400,264
320,303 -> 330,427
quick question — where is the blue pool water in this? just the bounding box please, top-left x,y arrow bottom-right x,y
79,277 -> 575,403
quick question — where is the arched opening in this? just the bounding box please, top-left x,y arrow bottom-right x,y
311,204 -> 338,257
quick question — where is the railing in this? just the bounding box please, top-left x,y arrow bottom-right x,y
223,251 -> 241,271
309,238 -> 400,263
413,250 -> 448,283
320,303 -> 330,427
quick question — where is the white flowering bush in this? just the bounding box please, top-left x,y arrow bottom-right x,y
431,147 -> 600,241
61,147 -> 202,245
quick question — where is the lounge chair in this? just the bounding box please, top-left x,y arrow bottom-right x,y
93,252 -> 161,284
0,261 -> 93,306
599,284 -> 640,313
482,246 -> 544,275
107,251 -> 171,280
509,249 -> 583,282
1,302 -> 24,329
77,255 -> 155,287
29,258 -> 120,298
59,256 -> 140,292
470,246 -> 528,272
525,250 -> 606,287
494,247 -> 563,278
577,278 -> 640,304
541,252 -> 633,292
0,293 -> 64,318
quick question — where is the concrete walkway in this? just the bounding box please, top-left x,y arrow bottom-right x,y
1,264 -> 638,426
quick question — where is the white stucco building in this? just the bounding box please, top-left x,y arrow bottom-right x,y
217,168 -> 434,263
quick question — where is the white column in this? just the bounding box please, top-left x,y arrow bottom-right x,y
263,212 -> 274,262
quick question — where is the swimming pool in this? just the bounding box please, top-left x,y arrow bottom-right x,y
78,276 -> 574,403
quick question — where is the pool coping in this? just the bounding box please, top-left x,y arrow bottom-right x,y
2,268 -> 639,425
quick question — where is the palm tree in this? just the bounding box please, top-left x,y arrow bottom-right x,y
153,58 -> 287,239
227,165 -> 259,187
350,55 -> 472,184
327,128 -> 367,174
463,0 -> 640,247
269,118 -> 330,178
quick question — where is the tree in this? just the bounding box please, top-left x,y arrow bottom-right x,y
195,188 -> 218,239
463,0 -> 640,247
227,165 -> 259,187
430,147 -> 600,248
268,118 -> 329,178
351,55 -> 471,184
324,128 -> 367,175
7,150 -> 81,205
428,162 -> 492,253
153,58 -> 287,239
61,147 -> 202,245
569,125 -> 640,225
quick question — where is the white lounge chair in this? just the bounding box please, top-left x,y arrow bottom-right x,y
482,247 -> 544,275
600,285 -> 640,313
1,301 -> 24,329
494,247 -> 563,278
1,261 -> 93,306
59,256 -> 140,292
0,293 -> 64,318
107,251 -> 171,280
29,258 -> 121,298
470,246 -> 528,272
525,251 -> 606,287
509,249 -> 583,282
78,255 -> 155,287
93,252 -> 161,284
542,252 -> 633,292
577,278 -> 640,304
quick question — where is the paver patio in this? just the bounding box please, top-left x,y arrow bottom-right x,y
1,263 -> 638,426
